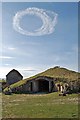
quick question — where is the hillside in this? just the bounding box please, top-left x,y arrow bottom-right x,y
3,66 -> 80,92
31,66 -> 79,81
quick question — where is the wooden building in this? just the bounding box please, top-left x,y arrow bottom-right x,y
6,69 -> 23,85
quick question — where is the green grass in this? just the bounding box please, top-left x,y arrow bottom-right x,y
0,93 -> 2,119
29,66 -> 79,81
0,79 -> 6,83
3,79 -> 27,92
2,92 -> 79,118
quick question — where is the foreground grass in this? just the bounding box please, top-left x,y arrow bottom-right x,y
0,93 -> 2,119
2,92 -> 79,118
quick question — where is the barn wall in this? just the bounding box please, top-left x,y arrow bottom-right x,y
49,81 -> 52,92
0,83 -> 2,92
23,81 -> 39,93
6,71 -> 23,85
21,83 -> 29,92
32,81 -> 39,92
22,78 -> 57,93
32,80 -> 56,93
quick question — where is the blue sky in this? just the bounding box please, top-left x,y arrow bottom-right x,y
1,2 -> 78,78
1,0 -> 79,2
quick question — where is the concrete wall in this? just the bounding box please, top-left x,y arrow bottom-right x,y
32,81 -> 39,92
22,82 -> 31,92
0,83 -> 2,92
23,78 -> 56,93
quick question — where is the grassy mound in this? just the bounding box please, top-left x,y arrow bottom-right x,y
3,66 -> 80,92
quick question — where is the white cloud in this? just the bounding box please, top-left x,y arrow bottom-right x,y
3,45 -> 16,51
7,47 -> 16,50
20,41 -> 40,46
0,56 -> 14,59
4,64 -> 11,66
13,7 -> 58,36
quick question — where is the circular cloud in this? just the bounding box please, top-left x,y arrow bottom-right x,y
13,7 -> 58,36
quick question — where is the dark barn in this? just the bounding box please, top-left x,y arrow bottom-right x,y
6,69 -> 23,85
22,76 -> 57,93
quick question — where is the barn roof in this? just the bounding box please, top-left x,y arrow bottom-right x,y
6,69 -> 23,78
26,76 -> 54,82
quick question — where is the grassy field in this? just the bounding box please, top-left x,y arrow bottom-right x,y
0,93 -> 2,119
2,92 -> 79,118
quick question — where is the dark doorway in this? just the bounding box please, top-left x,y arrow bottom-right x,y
38,80 -> 49,92
31,82 -> 33,91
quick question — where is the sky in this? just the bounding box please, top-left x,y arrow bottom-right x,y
1,0 -> 79,2
0,2 -> 78,79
